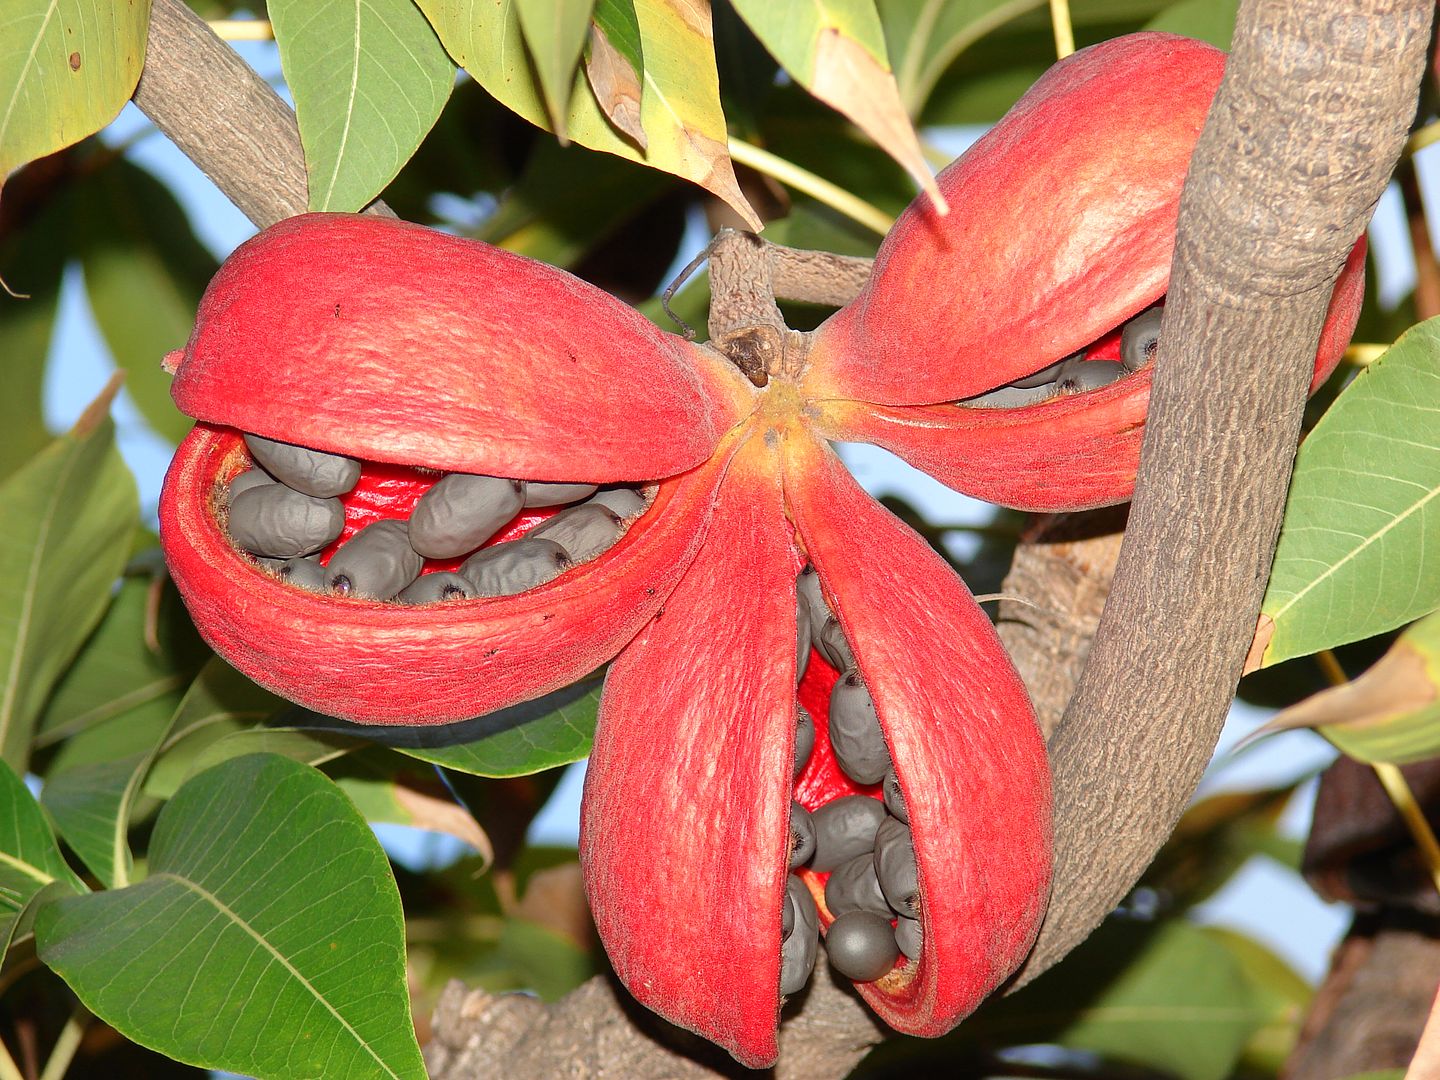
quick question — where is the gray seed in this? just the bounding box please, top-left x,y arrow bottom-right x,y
524,481 -> 599,507
882,768 -> 908,824
243,433 -> 360,498
1121,305 -> 1164,372
228,485 -> 344,558
874,817 -> 919,918
796,565 -> 830,629
228,467 -> 275,500
1010,357 -> 1069,389
780,877 -> 819,996
894,915 -> 922,960
529,504 -> 624,563
326,519 -> 423,600
961,382 -> 1058,409
810,795 -> 887,872
794,705 -> 815,779
815,616 -> 854,672
789,802 -> 816,869
398,571 -> 479,604
829,671 -> 889,785
796,588 -> 812,684
460,537 -> 571,596
826,910 -> 900,982
1057,358 -> 1125,393
585,487 -> 646,518
824,853 -> 891,917
409,474 -> 525,559
279,556 -> 328,593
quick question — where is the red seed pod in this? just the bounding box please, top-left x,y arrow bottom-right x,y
158,30 -> 1365,1071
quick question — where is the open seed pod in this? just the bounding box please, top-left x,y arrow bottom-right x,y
158,30 -> 1366,1070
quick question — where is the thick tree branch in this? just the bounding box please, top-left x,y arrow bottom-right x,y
1015,0 -> 1431,984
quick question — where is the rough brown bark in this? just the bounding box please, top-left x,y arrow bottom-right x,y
130,0 -> 1430,1075
1014,0 -> 1431,986
1282,912 -> 1440,1079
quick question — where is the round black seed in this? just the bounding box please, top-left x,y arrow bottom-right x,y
873,817 -> 919,918
585,487 -> 646,518
780,877 -> 819,996
398,571 -> 479,604
882,768 -> 908,824
810,795 -> 887,872
824,853 -> 890,917
789,802 -> 816,869
278,555 -> 327,593
529,504 -> 624,562
826,910 -> 900,982
228,467 -> 275,501
1057,358 -> 1125,393
1010,357 -> 1069,389
325,519 -> 423,600
794,705 -> 815,779
523,481 -> 599,508
409,474 -> 525,559
814,617 -> 854,672
829,670 -> 889,785
894,915 -> 922,960
228,485 -> 344,558
460,537 -> 571,596
243,433 -> 360,498
1121,305 -> 1164,372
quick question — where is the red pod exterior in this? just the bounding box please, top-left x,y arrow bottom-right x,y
805,33 -> 1229,407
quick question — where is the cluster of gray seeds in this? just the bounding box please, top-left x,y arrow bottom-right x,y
224,432 -> 648,601
781,566 -> 919,996
960,303 -> 1162,408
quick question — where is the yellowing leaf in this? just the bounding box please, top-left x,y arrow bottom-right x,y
0,0 -> 149,184
1251,612 -> 1440,765
585,20 -> 645,148
416,0 -> 761,228
515,0 -> 597,141
730,0 -> 944,212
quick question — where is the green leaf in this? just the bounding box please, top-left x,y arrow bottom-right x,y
515,0 -> 596,140
1261,318 -> 1440,666
1143,0 -> 1239,48
0,379 -> 137,771
0,1 -> 149,181
961,920 -> 1262,1080
1252,610 -> 1440,765
36,754 -> 426,1080
0,159 -> 71,482
271,0 -> 454,213
35,566 -> 206,752
75,158 -> 219,445
479,138 -> 669,268
142,657 -> 295,800
417,0 -> 761,227
1201,928 -> 1310,1075
494,918 -> 595,1000
40,754 -> 143,888
0,760 -> 84,956
291,678 -> 603,777
329,753 -> 491,862
44,657 -> 284,889
731,0 -> 939,206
